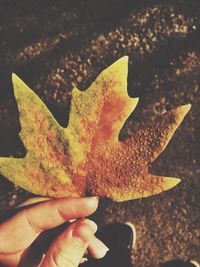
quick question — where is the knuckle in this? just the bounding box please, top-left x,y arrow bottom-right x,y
23,208 -> 41,234
52,249 -> 78,267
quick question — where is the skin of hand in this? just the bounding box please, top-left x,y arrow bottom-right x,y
0,197 -> 109,267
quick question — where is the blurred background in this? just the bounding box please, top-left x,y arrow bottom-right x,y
0,1 -> 199,266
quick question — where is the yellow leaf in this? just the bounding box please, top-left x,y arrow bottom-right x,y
0,57 -> 191,201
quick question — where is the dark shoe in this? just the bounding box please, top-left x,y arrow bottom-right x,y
160,259 -> 200,267
81,222 -> 136,267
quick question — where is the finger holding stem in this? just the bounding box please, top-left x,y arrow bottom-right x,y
40,219 -> 97,267
0,197 -> 99,254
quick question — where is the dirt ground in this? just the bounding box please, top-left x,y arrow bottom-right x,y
0,1 -> 199,266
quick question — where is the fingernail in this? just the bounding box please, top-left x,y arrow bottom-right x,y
84,219 -> 98,233
83,197 -> 99,208
92,238 -> 110,259
80,257 -> 88,264
87,196 -> 99,202
72,219 -> 97,243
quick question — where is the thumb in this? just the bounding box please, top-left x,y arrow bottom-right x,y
40,219 -> 97,267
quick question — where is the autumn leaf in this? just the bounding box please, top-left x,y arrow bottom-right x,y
0,57 -> 191,202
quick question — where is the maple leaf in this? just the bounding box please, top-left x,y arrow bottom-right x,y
0,57 -> 191,202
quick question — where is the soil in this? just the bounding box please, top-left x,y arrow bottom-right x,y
0,1 -> 199,266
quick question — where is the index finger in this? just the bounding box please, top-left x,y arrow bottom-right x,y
0,197 -> 99,254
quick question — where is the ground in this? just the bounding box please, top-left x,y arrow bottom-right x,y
0,1 -> 199,266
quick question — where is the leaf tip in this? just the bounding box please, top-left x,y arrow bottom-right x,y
12,73 -> 20,85
133,97 -> 139,104
117,55 -> 129,65
172,103 -> 191,127
12,73 -> 25,94
178,103 -> 191,115
162,177 -> 181,191
121,55 -> 129,61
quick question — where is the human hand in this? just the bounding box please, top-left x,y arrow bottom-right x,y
0,197 -> 109,267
